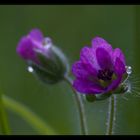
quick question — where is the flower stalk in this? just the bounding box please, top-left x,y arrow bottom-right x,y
64,75 -> 88,135
106,95 -> 117,135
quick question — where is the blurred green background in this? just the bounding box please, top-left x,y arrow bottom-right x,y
0,5 -> 140,135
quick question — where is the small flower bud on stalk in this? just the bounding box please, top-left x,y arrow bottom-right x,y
17,29 -> 69,84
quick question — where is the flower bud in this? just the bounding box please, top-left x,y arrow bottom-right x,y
17,29 -> 69,84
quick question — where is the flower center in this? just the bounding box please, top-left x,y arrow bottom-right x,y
97,69 -> 113,81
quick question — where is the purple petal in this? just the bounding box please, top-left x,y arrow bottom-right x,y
73,79 -> 104,94
92,37 -> 109,46
91,37 -> 113,69
106,57 -> 126,92
92,37 -> 113,53
80,46 -> 100,70
29,29 -> 44,43
72,61 -> 98,81
113,48 -> 126,65
107,75 -> 122,92
114,57 -> 126,75
16,36 -> 39,63
72,61 -> 91,79
96,47 -> 113,69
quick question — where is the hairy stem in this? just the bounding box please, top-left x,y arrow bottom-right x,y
106,95 -> 117,135
3,95 -> 56,135
64,75 -> 88,135
0,92 -> 11,135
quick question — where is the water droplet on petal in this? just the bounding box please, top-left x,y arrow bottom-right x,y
126,66 -> 132,75
27,66 -> 34,73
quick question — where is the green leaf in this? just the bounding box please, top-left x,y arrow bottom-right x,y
3,95 -> 57,135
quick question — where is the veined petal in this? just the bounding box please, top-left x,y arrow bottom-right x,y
72,61 -> 91,79
80,46 -> 100,70
92,37 -> 109,46
96,47 -> 113,69
73,79 -> 104,94
92,37 -> 113,53
114,57 -> 126,75
92,37 -> 113,70
72,61 -> 98,81
107,57 -> 126,92
113,48 -> 126,65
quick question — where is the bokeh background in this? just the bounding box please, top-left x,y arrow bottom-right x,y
0,5 -> 140,135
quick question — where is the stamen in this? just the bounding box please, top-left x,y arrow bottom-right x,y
98,69 -> 113,81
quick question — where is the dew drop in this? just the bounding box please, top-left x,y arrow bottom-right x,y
126,66 -> 132,75
27,66 -> 34,73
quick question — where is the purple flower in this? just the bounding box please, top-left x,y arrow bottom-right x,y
72,37 -> 127,95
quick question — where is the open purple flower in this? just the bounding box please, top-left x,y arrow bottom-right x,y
72,37 -> 127,95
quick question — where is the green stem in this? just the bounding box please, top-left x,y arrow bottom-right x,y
2,95 -> 56,135
106,95 -> 116,135
0,93 -> 11,135
64,75 -> 88,135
